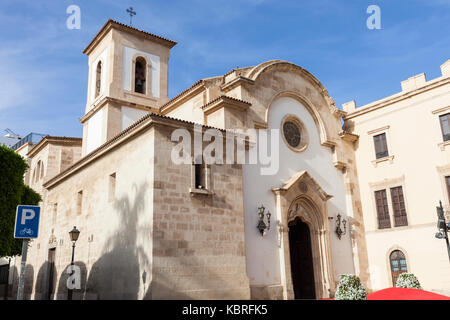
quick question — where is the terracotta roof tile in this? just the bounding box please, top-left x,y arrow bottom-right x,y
43,112 -> 227,188
201,95 -> 251,109
83,19 -> 177,54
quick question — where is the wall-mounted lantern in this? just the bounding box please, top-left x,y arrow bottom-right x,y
435,201 -> 450,262
257,205 -> 271,236
335,213 -> 347,239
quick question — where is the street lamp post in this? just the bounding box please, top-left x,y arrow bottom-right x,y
68,226 -> 80,300
435,201 -> 450,262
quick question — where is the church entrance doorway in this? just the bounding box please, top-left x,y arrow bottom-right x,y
288,217 -> 316,299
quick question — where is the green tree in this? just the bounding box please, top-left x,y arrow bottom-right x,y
0,145 -> 41,257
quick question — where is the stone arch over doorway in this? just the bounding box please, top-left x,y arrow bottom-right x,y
272,171 -> 335,299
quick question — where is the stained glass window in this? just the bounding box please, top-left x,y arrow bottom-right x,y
283,121 -> 301,148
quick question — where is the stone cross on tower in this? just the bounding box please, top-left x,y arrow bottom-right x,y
126,7 -> 136,26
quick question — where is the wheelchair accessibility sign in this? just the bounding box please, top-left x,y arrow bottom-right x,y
14,205 -> 40,239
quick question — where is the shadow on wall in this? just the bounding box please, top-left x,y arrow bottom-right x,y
56,261 -> 87,300
85,182 -> 151,300
8,264 -> 33,300
2,265 -> 17,299
21,264 -> 34,299
34,261 -> 54,300
34,261 -> 88,300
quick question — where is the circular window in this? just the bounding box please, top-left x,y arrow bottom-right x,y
281,115 -> 309,152
283,121 -> 302,148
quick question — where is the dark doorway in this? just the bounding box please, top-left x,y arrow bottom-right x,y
0,263 -> 9,299
288,218 -> 316,299
47,248 -> 56,300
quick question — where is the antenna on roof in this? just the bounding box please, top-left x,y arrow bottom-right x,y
126,7 -> 136,26
4,128 -> 20,138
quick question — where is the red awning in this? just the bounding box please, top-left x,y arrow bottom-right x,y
367,287 -> 450,300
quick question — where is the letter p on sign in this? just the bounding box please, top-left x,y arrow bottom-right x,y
14,205 -> 41,239
21,209 -> 35,224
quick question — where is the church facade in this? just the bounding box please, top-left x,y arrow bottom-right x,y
7,20 -> 450,299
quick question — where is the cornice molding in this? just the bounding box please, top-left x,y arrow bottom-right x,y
160,80 -> 205,114
431,105 -> 450,115
83,19 -> 177,55
201,95 -> 251,115
27,136 -> 82,158
367,125 -> 390,135
220,76 -> 255,92
344,76 -> 450,120
79,96 -> 156,123
338,130 -> 359,142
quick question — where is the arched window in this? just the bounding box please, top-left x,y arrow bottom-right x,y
40,161 -> 45,179
390,250 -> 408,286
34,161 -> 40,183
193,156 -> 206,190
95,61 -> 102,98
33,160 -> 44,182
134,57 -> 146,94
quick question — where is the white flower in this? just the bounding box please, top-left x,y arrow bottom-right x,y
395,273 -> 422,289
335,274 -> 367,300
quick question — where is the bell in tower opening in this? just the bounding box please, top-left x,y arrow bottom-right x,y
135,57 -> 146,94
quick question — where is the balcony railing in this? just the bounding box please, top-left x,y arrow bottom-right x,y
10,133 -> 47,151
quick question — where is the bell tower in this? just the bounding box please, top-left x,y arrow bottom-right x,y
80,19 -> 177,155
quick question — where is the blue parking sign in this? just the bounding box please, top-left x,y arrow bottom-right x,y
14,205 -> 40,239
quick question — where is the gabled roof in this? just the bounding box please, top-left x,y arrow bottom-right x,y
43,112 -> 229,189
27,136 -> 82,158
83,19 -> 177,55
201,95 -> 251,114
273,170 -> 332,201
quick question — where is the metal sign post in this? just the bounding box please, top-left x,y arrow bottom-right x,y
14,205 -> 40,300
16,239 -> 29,300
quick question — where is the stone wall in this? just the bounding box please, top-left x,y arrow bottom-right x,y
150,122 -> 250,299
26,126 -> 155,300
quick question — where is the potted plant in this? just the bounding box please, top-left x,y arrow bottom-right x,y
395,273 -> 422,289
335,274 -> 367,300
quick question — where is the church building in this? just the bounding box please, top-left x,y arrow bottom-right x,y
8,19 -> 450,299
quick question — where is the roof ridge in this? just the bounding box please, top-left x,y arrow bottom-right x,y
27,135 -> 82,157
83,19 -> 177,54
201,95 -> 251,109
43,112 -> 229,188
108,19 -> 177,45
159,80 -> 205,111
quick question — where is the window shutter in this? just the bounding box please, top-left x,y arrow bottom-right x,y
439,113 -> 450,142
445,176 -> 450,204
391,186 -> 408,227
375,189 -> 391,229
374,133 -> 389,159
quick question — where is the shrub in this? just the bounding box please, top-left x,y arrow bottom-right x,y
335,274 -> 367,300
0,145 -> 41,257
395,273 -> 422,289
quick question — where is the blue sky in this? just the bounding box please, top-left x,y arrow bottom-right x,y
1,0 -> 450,138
